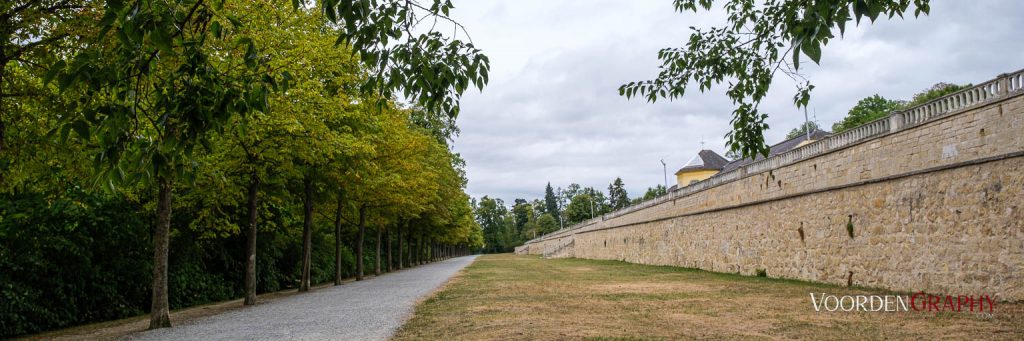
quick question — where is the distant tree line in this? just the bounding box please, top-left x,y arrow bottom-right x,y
782,83 -> 972,140
474,178 -> 668,253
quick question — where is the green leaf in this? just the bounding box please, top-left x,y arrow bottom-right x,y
211,21 -> 222,39
226,15 -> 243,28
802,41 -> 821,64
71,121 -> 90,140
151,28 -> 174,54
791,42 -> 801,70
43,60 -> 66,85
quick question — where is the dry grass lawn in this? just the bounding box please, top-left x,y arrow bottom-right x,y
392,254 -> 1023,340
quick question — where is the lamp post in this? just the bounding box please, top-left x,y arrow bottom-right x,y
660,159 -> 668,190
589,196 -> 595,219
804,105 -> 811,141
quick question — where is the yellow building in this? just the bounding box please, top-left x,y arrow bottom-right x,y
672,130 -> 832,190
674,150 -> 729,188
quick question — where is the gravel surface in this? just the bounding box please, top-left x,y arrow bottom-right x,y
124,256 -> 477,341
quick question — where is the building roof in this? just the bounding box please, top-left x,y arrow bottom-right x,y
675,149 -> 730,174
720,129 -> 832,173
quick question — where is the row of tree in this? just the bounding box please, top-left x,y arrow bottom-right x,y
1,0 -> 487,336
475,178 -> 668,253
785,82 -> 972,140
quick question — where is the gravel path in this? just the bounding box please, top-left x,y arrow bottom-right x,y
124,256 -> 477,341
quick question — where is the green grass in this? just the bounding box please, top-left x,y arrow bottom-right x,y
392,254 -> 1023,340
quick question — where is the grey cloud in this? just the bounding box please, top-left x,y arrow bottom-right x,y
448,0 -> 1024,202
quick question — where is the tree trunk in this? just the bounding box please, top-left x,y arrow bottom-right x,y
406,225 -> 414,266
396,223 -> 403,270
386,227 -> 393,272
149,175 -> 173,329
244,174 -> 259,305
299,176 -> 314,292
413,230 -> 420,265
333,188 -> 345,285
419,231 -> 426,265
356,204 -> 366,281
0,66 -> 6,153
0,111 -> 5,154
374,226 -> 381,276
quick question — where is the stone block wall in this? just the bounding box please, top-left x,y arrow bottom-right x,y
517,82 -> 1024,301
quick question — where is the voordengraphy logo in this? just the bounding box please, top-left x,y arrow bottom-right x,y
810,293 -> 996,313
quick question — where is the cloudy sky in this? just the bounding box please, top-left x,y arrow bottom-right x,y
443,1 -> 1024,203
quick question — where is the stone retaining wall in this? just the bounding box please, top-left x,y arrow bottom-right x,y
516,71 -> 1024,300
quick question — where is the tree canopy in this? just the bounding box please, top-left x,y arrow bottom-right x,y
831,83 -> 970,134
621,0 -> 931,158
785,121 -> 819,140
831,94 -> 903,133
1,0 -> 486,334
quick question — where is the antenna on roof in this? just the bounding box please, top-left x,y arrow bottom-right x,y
699,136 -> 705,150
813,107 -> 818,129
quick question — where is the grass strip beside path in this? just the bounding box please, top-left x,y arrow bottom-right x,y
393,254 -> 1023,340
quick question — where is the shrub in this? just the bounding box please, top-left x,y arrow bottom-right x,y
0,190 -> 151,336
